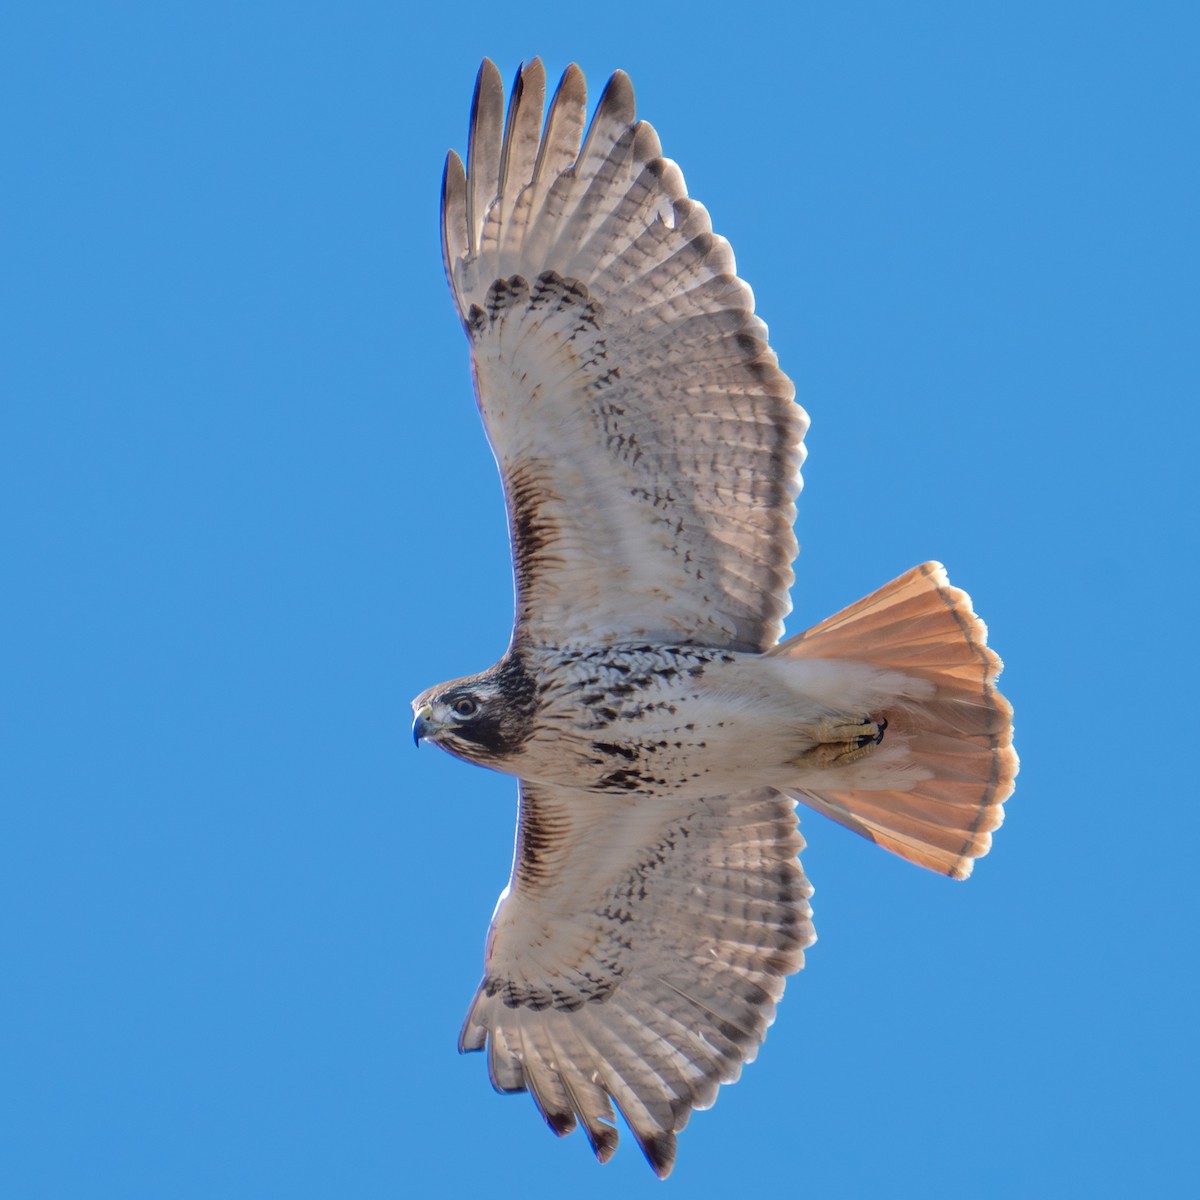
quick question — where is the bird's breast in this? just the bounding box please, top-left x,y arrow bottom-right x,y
517,644 -> 777,797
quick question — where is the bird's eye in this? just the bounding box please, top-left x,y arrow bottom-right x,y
452,697 -> 478,717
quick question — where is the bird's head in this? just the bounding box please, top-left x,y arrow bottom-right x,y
411,655 -> 538,766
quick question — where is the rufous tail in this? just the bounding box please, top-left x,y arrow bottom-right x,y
770,562 -> 1017,879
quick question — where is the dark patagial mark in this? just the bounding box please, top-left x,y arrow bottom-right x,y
514,789 -> 560,884
505,461 -> 565,610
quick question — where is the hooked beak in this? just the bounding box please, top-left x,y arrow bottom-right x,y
412,704 -> 435,747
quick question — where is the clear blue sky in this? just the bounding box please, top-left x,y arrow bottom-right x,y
4,2 -> 1197,1196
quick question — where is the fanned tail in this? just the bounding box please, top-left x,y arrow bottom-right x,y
771,562 -> 1018,879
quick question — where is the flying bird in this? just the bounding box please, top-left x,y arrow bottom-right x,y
413,58 -> 1017,1178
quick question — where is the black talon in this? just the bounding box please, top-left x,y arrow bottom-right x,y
853,716 -> 887,749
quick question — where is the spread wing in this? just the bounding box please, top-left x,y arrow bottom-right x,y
458,781 -> 814,1178
442,60 -> 807,653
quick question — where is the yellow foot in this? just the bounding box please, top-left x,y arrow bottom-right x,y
795,716 -> 888,768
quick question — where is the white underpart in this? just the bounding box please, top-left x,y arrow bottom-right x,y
511,650 -> 938,798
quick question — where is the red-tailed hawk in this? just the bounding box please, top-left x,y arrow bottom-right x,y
413,59 -> 1017,1178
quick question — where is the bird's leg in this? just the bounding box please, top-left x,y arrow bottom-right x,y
794,716 -> 888,768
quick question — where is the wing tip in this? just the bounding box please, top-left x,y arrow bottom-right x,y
457,979 -> 488,1053
587,1122 -> 620,1164
557,61 -> 586,98
472,56 -> 503,105
597,67 -> 636,122
637,1129 -> 677,1179
466,59 -> 506,256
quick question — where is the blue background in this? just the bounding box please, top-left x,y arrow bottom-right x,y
4,2 -> 1196,1195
